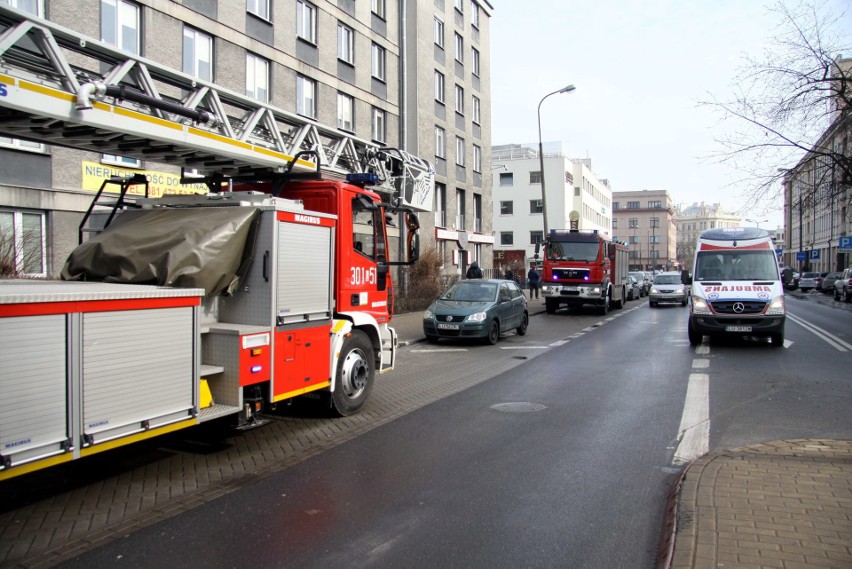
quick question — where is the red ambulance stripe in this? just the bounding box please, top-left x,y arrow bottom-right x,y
698,242 -> 771,251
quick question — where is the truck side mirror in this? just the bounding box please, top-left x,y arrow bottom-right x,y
781,267 -> 792,285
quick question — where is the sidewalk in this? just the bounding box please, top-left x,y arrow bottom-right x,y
661,439 -> 852,568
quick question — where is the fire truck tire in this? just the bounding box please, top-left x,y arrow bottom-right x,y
613,288 -> 625,309
545,298 -> 558,314
331,330 -> 375,417
599,292 -> 610,315
484,320 -> 500,345
517,312 -> 529,335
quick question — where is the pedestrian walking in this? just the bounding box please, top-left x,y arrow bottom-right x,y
504,267 -> 513,281
527,265 -> 541,299
466,261 -> 483,279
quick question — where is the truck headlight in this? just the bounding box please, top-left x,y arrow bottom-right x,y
692,297 -> 712,314
765,296 -> 785,315
542,285 -> 552,293
590,287 -> 601,294
467,311 -> 487,323
423,309 -> 433,320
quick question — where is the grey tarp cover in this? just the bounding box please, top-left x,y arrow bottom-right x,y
61,207 -> 260,296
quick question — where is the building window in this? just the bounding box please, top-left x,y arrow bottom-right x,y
629,218 -> 638,228
1,210 -> 46,276
372,108 -> 386,143
434,17 -> 444,48
472,95 -> 481,124
183,27 -> 212,81
529,199 -> 543,214
613,202 -> 620,210
247,0 -> 270,20
630,235 -> 639,244
0,137 -> 44,153
454,0 -> 463,13
456,188 -> 466,230
472,145 -> 481,173
649,235 -> 661,244
4,0 -> 43,17
530,231 -> 543,245
246,53 -> 269,103
371,43 -> 386,81
455,84 -> 464,114
650,217 -> 660,228
337,92 -> 354,132
613,219 -> 618,230
102,154 -> 140,168
500,232 -> 514,246
296,75 -> 316,118
101,0 -> 140,55
500,201 -> 513,215
454,33 -> 463,63
473,194 -> 482,233
435,183 -> 447,228
337,23 -> 354,64
435,126 -> 445,158
455,136 -> 465,167
371,0 -> 386,19
435,71 -> 445,103
499,172 -> 513,186
529,171 -> 542,184
627,201 -> 640,209
296,1 -> 317,44
472,47 -> 480,76
471,2 -> 480,28
649,200 -> 662,208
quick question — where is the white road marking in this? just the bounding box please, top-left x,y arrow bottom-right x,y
695,345 -> 710,355
549,340 -> 570,347
692,358 -> 709,369
410,348 -> 468,353
786,312 -> 851,352
499,346 -> 549,350
672,372 -> 710,466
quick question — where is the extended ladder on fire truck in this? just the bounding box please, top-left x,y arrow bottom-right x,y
0,4 -> 433,199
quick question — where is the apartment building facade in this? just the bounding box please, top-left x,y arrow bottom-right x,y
612,190 -> 677,271
491,143 -> 612,273
0,0 -> 493,280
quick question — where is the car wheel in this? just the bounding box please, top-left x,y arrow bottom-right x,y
835,288 -> 841,301
770,332 -> 785,347
426,335 -> 439,344
649,301 -> 656,307
331,330 -> 374,417
484,320 -> 500,345
846,289 -> 852,303
517,312 -> 529,336
688,320 -> 701,346
681,300 -> 687,307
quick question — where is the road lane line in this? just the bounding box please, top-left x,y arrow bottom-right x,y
786,312 -> 851,352
499,346 -> 548,350
692,359 -> 709,369
410,348 -> 469,353
672,372 -> 709,466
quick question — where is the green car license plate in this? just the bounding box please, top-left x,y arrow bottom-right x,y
725,325 -> 752,332
437,323 -> 460,330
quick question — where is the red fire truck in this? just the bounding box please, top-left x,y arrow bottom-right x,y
540,230 -> 630,315
0,6 -> 432,479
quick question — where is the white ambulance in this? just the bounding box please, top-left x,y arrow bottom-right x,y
682,227 -> 786,347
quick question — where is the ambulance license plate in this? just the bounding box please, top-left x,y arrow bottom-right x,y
438,323 -> 460,330
725,325 -> 751,332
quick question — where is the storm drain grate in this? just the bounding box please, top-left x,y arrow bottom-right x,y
490,402 -> 547,413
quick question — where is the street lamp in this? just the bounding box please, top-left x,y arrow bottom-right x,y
537,84 -> 576,236
745,218 -> 768,228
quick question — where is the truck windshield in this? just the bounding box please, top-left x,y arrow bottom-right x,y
546,241 -> 599,262
694,251 -> 780,282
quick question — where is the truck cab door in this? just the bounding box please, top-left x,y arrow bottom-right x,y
346,196 -> 391,319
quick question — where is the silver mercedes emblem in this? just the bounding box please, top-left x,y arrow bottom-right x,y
733,302 -> 745,313
445,315 -> 453,322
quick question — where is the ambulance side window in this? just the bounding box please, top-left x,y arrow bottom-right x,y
352,198 -> 375,260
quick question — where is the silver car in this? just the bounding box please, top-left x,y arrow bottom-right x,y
649,272 -> 688,307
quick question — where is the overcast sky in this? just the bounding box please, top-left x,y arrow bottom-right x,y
488,0 -> 851,230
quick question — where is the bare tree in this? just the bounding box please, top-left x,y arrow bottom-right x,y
703,1 -> 851,214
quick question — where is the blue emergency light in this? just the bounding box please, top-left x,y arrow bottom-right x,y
346,173 -> 380,185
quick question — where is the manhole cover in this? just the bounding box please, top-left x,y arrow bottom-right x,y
490,402 -> 547,413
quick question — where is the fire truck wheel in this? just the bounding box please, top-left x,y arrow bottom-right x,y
545,298 -> 558,314
599,293 -> 610,315
484,320 -> 500,345
331,330 -> 375,416
517,313 -> 529,336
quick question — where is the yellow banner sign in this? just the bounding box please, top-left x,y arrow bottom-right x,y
81,161 -> 208,198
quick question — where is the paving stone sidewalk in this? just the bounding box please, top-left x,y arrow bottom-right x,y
662,439 -> 852,568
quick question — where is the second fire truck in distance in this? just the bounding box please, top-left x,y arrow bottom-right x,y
540,229 -> 630,315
